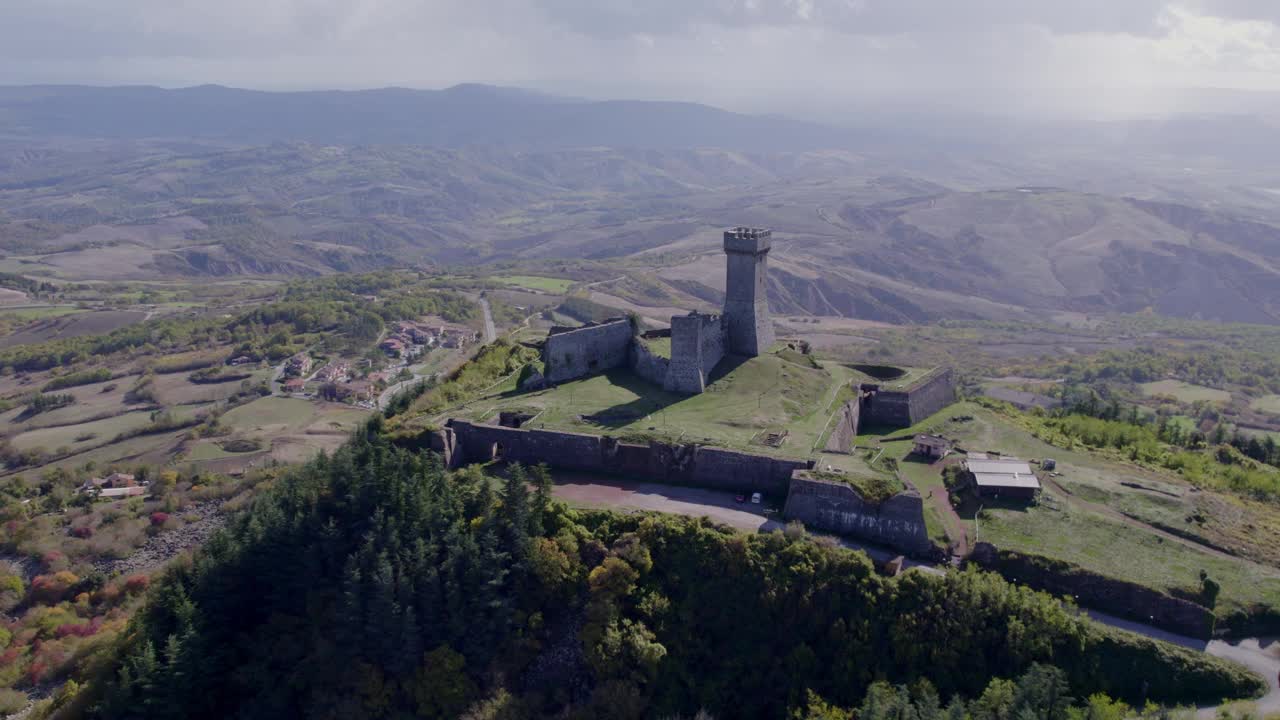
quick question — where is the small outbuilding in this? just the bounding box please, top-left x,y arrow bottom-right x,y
965,457 -> 1041,500
912,434 -> 951,459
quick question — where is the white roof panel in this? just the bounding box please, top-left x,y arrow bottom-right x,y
967,459 -> 1034,476
973,472 -> 1041,490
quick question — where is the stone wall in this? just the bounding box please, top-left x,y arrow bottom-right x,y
723,228 -> 775,356
543,317 -> 633,383
861,369 -> 957,428
664,312 -> 726,394
630,338 -> 670,387
823,398 -> 860,453
443,418 -> 810,495
782,474 -> 933,556
906,369 -> 957,424
968,543 -> 1216,639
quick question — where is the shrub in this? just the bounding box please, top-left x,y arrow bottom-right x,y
0,574 -> 23,598
0,688 -> 27,715
40,550 -> 67,572
28,571 -> 79,604
70,526 -> 93,539
149,512 -> 169,527
123,575 -> 149,595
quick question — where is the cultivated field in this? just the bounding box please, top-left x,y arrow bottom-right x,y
488,275 -> 575,293
1251,394 -> 1280,415
0,309 -> 148,349
1140,379 -> 1233,404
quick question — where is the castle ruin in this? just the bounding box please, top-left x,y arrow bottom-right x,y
543,227 -> 776,394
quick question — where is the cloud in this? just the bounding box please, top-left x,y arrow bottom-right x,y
531,0 -> 1172,37
1,0 -> 1279,119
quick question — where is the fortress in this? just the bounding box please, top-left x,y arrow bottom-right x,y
429,225 -> 959,557
543,227 -> 775,393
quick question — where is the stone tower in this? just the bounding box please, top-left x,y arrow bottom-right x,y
723,227 -> 775,356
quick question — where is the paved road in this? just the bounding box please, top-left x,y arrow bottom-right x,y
478,296 -> 496,343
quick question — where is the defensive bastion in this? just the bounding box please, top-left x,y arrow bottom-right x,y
426,418 -> 935,557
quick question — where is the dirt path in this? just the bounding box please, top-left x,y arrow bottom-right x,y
899,465 -> 971,558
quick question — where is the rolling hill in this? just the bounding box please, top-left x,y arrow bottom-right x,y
4,85 -> 1280,324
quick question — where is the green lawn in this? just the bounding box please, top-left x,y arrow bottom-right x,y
980,500 -> 1280,613
488,275 -> 575,293
453,352 -> 855,457
221,396 -> 317,431
1139,379 -> 1232,404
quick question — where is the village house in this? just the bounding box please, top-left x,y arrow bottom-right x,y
343,379 -> 376,403
286,353 -> 312,376
912,434 -> 951,460
441,325 -> 479,349
283,378 -> 306,393
314,362 -> 351,383
80,472 -> 146,498
380,338 -> 405,357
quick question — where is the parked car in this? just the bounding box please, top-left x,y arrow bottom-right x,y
735,494 -> 746,503
751,492 -> 762,504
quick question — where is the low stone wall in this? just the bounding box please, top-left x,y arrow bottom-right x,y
823,398 -> 860,453
441,419 -> 809,495
630,338 -> 670,388
543,318 -> 633,383
782,474 -> 933,556
968,543 -> 1216,639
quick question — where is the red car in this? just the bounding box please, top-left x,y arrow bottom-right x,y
734,494 -> 746,503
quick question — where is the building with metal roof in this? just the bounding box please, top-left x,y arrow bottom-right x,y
965,457 -> 1040,499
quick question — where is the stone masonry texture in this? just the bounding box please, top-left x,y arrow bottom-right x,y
723,227 -> 775,357
543,317 -> 632,383
782,474 -> 933,555
664,312 -> 726,393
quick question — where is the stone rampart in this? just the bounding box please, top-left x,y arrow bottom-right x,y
665,312 -> 726,394
968,543 -> 1216,639
823,398 -> 860,453
861,369 -> 957,428
443,419 -> 810,495
782,474 -> 933,556
543,318 -> 633,383
906,369 -> 957,424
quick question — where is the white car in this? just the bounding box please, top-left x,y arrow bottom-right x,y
750,492 -> 762,504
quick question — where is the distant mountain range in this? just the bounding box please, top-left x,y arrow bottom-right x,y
0,83 -> 857,151
4,84 -> 1280,324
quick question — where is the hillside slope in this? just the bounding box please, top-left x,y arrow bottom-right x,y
6,142 -> 1280,323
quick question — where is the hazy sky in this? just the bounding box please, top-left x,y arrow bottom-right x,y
4,0 -> 1280,117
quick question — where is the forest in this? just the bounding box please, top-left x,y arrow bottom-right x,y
47,420 -> 1261,720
